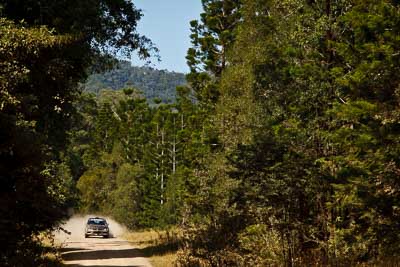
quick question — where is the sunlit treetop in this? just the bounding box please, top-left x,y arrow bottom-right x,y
1,0 -> 158,60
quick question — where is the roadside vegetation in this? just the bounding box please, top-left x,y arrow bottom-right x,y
125,229 -> 181,267
0,0 -> 154,265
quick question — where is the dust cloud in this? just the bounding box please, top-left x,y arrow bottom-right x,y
54,214 -> 127,244
54,215 -> 152,266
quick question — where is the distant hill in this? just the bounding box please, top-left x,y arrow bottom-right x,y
84,61 -> 186,102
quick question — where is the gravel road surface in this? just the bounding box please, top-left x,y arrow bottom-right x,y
55,215 -> 152,267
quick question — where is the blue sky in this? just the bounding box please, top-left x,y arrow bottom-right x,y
130,0 -> 203,73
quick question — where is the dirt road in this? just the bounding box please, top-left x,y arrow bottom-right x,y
55,215 -> 152,267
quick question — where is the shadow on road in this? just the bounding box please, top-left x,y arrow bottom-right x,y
60,247 -> 88,253
66,265 -> 145,267
62,247 -> 143,261
61,240 -> 178,261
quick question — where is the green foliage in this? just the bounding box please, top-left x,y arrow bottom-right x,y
77,167 -> 113,212
0,18 -> 77,265
238,224 -> 283,266
2,0 -> 157,60
68,87 -> 207,230
7,0 -> 397,265
186,0 -> 242,104
178,0 -> 400,266
110,163 -> 143,229
1,0 -> 154,264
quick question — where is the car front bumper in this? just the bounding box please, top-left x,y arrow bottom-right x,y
85,229 -> 109,236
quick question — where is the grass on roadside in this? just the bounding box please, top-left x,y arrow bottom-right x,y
37,231 -> 64,267
3,232 -> 64,267
124,228 -> 181,267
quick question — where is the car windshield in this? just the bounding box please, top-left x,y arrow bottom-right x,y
87,219 -> 106,225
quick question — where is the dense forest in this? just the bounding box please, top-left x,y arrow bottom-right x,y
84,61 -> 186,102
1,0 -> 400,266
0,0 -> 156,265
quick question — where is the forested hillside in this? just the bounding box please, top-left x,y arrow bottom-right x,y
84,61 -> 186,102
